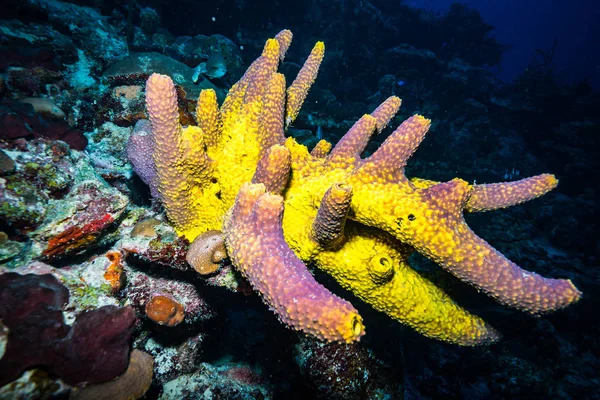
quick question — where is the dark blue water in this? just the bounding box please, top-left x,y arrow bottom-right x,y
0,1 -> 598,399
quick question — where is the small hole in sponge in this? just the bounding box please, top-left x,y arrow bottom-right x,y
352,316 -> 363,336
408,214 -> 416,221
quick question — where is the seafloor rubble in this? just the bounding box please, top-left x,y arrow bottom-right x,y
0,0 -> 598,399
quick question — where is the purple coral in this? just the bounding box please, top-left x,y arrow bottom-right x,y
0,273 -> 136,386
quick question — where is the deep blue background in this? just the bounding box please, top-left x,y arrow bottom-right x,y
404,0 -> 600,88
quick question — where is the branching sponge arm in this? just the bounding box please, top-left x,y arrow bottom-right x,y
466,174 -> 559,212
224,183 -> 365,343
146,74 -> 198,234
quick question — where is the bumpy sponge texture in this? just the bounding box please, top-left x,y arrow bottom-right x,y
224,183 -> 365,343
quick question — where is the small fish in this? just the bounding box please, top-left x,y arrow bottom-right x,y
397,80 -> 406,87
192,63 -> 205,83
316,125 -> 323,140
192,54 -> 227,83
205,53 -> 227,79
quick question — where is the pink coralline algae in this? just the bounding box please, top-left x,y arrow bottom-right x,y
35,180 -> 129,259
0,272 -> 136,386
123,270 -> 214,325
125,231 -> 192,272
43,213 -> 115,257
219,364 -> 265,386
